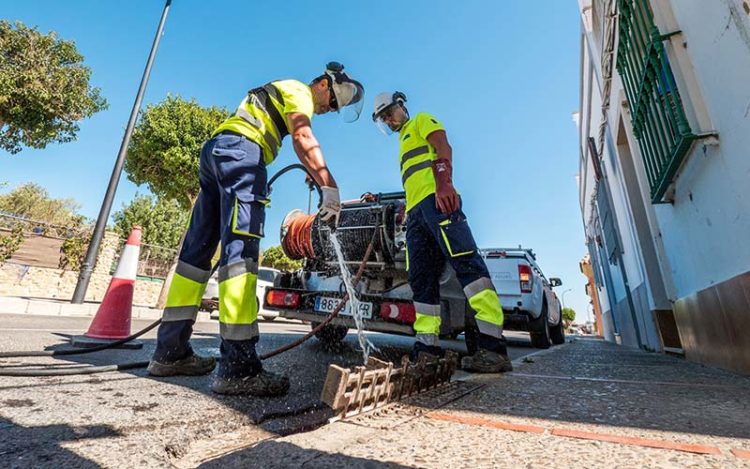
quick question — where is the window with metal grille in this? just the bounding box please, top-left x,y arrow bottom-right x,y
616,0 -> 696,203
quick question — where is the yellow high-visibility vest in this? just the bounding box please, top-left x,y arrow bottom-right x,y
213,79 -> 314,165
398,112 -> 445,211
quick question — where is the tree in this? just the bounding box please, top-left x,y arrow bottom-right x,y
0,20 -> 107,154
260,245 -> 304,272
562,307 -> 576,326
125,95 -> 228,305
0,182 -> 85,228
112,194 -> 189,249
125,95 -> 229,209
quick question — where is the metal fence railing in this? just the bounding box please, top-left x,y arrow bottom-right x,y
1,213 -> 177,278
616,0 -> 696,203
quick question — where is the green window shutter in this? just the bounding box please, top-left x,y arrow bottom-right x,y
616,0 -> 696,203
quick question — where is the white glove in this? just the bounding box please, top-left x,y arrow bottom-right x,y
319,186 -> 341,224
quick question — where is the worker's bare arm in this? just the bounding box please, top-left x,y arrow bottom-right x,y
288,112 -> 337,189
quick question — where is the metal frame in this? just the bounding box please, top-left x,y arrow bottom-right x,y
616,0 -> 697,203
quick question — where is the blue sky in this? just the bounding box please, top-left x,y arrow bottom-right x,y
1,1 -> 592,320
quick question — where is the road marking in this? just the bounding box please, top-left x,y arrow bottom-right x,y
428,412 -> 545,434
424,411 -> 728,457
551,428 -> 722,455
0,328 -> 82,332
731,449 -> 750,460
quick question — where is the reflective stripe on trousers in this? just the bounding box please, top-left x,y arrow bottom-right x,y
218,259 -> 260,340
413,302 -> 441,345
464,277 -> 504,339
162,260 -> 212,323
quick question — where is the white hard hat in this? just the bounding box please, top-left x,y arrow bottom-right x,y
324,62 -> 365,123
372,91 -> 406,121
372,91 -> 407,135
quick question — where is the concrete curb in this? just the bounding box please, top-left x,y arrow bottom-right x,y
0,295 -> 212,322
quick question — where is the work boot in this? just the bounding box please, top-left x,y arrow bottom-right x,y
147,353 -> 216,377
461,349 -> 513,373
409,341 -> 445,362
211,370 -> 290,397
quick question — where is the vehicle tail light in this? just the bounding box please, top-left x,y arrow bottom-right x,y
265,289 -> 301,309
379,302 -> 416,324
518,264 -> 533,293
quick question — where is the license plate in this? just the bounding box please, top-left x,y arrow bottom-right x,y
314,296 -> 373,319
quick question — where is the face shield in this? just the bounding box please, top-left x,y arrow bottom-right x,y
330,79 -> 365,123
372,104 -> 400,136
324,62 -> 365,123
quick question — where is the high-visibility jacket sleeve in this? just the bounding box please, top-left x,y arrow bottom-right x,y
273,80 -> 314,120
415,112 -> 445,140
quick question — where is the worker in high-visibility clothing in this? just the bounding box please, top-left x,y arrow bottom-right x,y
372,91 -> 512,373
148,63 -> 365,396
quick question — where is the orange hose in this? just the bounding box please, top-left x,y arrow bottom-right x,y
282,212 -> 317,259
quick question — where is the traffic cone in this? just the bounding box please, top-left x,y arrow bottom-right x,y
71,226 -> 144,349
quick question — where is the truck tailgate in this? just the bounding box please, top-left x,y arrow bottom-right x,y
484,258 -> 521,296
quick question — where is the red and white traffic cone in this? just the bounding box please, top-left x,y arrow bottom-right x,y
71,226 -> 144,349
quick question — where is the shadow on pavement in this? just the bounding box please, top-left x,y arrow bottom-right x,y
197,440 -> 413,468
0,416 -> 118,468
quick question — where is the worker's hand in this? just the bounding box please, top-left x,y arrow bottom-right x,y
432,158 -> 459,214
319,186 -> 341,225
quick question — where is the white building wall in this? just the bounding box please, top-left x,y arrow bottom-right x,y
650,0 -> 750,299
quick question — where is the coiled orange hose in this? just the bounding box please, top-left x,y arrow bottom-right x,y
282,212 -> 317,259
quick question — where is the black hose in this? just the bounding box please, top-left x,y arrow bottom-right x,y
0,361 -> 150,377
267,163 -> 322,201
0,163 -> 345,377
0,319 -> 162,358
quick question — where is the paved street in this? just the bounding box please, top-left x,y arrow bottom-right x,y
0,313 -> 539,468
3,313 -> 750,468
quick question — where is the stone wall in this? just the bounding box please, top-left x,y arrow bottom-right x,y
0,231 -> 164,307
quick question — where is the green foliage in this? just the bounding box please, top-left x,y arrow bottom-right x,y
260,245 -> 304,272
125,95 -> 229,209
59,233 -> 89,271
0,20 -> 107,154
0,182 -> 86,228
562,307 -> 576,325
112,194 -> 188,249
0,224 -> 24,264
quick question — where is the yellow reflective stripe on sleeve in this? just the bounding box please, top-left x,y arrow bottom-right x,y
232,197 -> 262,239
468,289 -> 504,328
413,313 -> 441,335
218,271 -> 258,325
165,273 -> 207,308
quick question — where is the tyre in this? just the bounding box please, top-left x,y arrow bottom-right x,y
550,307 -> 566,345
311,322 -> 348,350
529,301 -> 551,349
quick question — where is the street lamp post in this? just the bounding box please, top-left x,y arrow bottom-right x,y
561,288 -> 573,310
71,0 -> 172,303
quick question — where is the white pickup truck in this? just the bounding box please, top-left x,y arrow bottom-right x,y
481,247 -> 565,348
263,192 -> 565,350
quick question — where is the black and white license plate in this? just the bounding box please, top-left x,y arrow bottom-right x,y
314,296 -> 373,319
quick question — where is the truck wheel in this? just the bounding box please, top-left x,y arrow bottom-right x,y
550,307 -> 566,345
529,301 -> 551,349
311,322 -> 348,350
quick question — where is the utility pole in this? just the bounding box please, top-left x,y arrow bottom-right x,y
72,0 -> 172,303
561,288 -> 573,310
